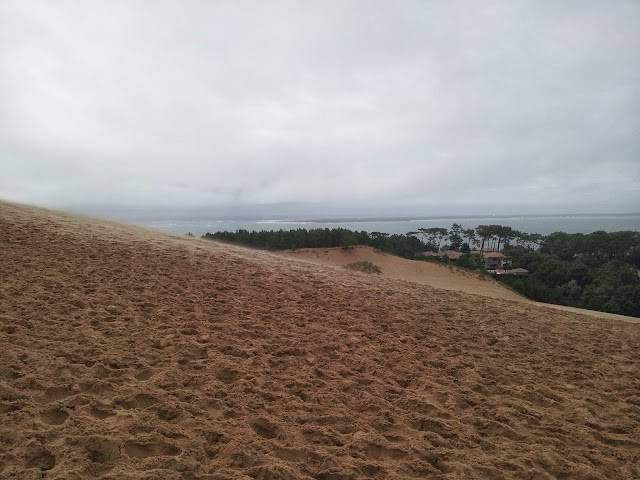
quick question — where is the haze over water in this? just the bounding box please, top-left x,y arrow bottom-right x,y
131,213 -> 640,238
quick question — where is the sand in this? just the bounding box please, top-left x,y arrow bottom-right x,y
275,246 -> 640,324
275,247 -> 525,302
1,201 -> 639,479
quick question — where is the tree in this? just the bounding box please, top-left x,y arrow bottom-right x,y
458,253 -> 482,269
529,233 -> 544,251
417,228 -> 434,248
498,226 -> 517,250
448,223 -> 464,251
341,231 -> 358,248
476,225 -> 492,252
433,228 -> 448,251
463,228 -> 477,248
629,246 -> 640,268
418,227 -> 448,251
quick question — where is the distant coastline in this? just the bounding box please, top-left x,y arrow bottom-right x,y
273,213 -> 640,224
132,213 -> 640,238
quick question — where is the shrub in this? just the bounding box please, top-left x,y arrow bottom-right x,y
345,261 -> 382,275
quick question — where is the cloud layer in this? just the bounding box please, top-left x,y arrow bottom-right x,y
1,1 -> 639,215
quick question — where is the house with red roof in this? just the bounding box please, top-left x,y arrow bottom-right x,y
481,251 -> 506,270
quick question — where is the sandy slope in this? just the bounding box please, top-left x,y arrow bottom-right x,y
275,246 -> 640,324
274,247 -> 524,302
1,201 -> 639,479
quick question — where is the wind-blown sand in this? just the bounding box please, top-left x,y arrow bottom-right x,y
275,246 -> 524,302
276,246 -> 640,324
1,201 -> 639,479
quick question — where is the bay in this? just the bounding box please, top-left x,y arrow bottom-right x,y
131,214 -> 640,238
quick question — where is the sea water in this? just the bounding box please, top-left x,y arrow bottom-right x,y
131,214 -> 640,238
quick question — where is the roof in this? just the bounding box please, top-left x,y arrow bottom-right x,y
510,268 -> 530,273
483,252 -> 505,258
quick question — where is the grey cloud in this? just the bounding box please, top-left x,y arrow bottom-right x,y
0,0 -> 638,215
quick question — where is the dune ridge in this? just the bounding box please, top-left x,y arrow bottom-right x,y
1,201 -> 639,479
275,246 -> 639,324
275,246 -> 525,302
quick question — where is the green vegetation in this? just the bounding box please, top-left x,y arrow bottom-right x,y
499,230 -> 640,318
205,224 -> 536,256
202,226 -> 640,318
204,228 -> 425,258
345,261 -> 382,275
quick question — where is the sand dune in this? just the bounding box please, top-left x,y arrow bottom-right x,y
275,246 -> 640,324
275,246 -> 524,302
1,201 -> 639,479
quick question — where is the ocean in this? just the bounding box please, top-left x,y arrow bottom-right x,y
131,214 -> 640,238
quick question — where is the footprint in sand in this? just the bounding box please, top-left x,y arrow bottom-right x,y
115,393 -> 160,410
25,445 -> 56,471
124,441 -> 181,458
134,369 -> 153,380
40,386 -> 74,404
89,404 -> 116,420
40,407 -> 69,425
249,418 -> 279,439
86,438 -> 121,464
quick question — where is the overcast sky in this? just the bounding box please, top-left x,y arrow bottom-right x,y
1,1 -> 639,217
